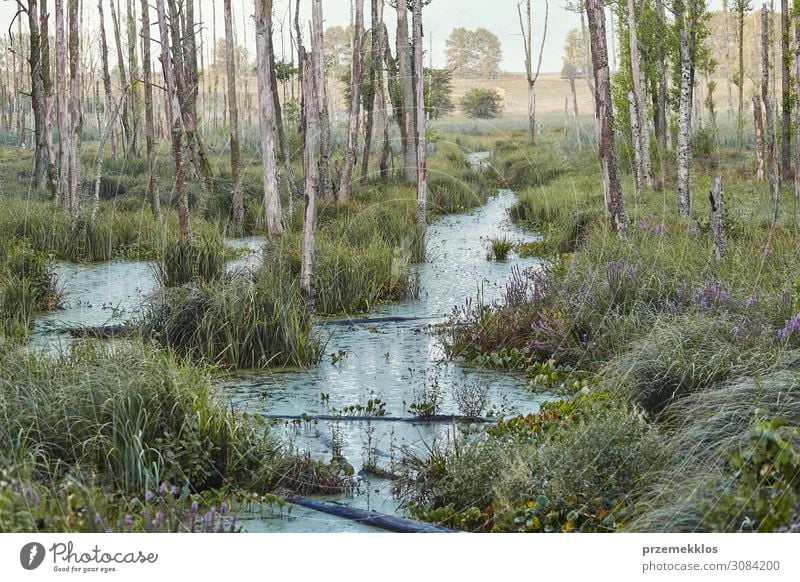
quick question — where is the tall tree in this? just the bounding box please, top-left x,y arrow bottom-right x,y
360,0 -> 384,186
339,0 -> 364,203
300,52 -> 318,310
21,0 -> 48,190
126,0 -> 141,156
795,0 -> 800,224
762,3 -> 779,220
625,0 -> 653,190
140,0 -> 160,223
397,0 -> 417,181
98,1 -> 118,160
109,0 -> 132,157
444,27 -> 503,78
562,28 -> 586,147
255,0 -> 284,235
654,0 -> 668,186
413,0 -> 427,228
587,0 -> 627,232
311,0 -> 334,198
676,0 -> 695,218
224,0 -> 243,225
518,0 -> 548,144
156,0 -> 191,242
780,0 -> 790,180
55,0 -> 70,210
734,0 -> 751,150
67,0 -> 81,218
40,0 -> 57,196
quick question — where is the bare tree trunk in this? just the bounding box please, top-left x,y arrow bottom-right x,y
55,0 -> 71,210
40,0 -> 58,197
140,0 -> 160,223
628,91 -> 643,195
396,0 -> 416,181
156,0 -> 191,242
255,0 -> 284,236
224,0 -> 243,225
709,173 -> 727,264
722,0 -> 734,123
626,0 -> 652,190
587,0 -> 627,232
569,76 -> 582,147
126,0 -> 141,156
753,94 -> 766,181
98,1 -> 118,160
795,7 -> 800,225
300,52 -> 318,310
68,0 -> 82,219
737,7 -> 745,149
339,0 -> 364,203
413,0 -> 426,228
109,0 -> 132,157
780,0 -> 791,181
379,27 -> 392,181
26,0 -> 48,190
518,0 -> 548,145
762,3 -> 779,221
311,0 -> 334,198
676,0 -> 693,219
360,0 -> 383,186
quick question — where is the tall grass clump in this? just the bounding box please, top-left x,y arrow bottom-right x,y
140,271 -> 321,368
155,237 -> 227,288
0,342 -> 282,493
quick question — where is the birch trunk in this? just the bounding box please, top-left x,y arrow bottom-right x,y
379,23 -> 392,182
224,0 -> 243,225
676,0 -> 693,219
737,7 -> 745,149
28,0 -> 48,190
626,0 -> 652,190
300,53 -> 318,310
311,0 -> 334,198
140,0 -> 160,223
587,0 -> 627,232
795,6 -> 800,224
709,173 -> 727,264
55,0 -> 70,211
762,4 -> 779,221
156,0 -> 191,242
628,91 -> 643,195
68,0 -> 82,219
413,0 -> 426,228
753,94 -> 766,181
126,0 -> 141,156
255,0 -> 284,236
339,0 -> 364,203
396,0 -> 416,181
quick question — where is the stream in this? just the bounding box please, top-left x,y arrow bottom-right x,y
31,152 -> 549,532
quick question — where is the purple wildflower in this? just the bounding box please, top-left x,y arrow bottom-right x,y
124,514 -> 133,527
145,490 -> 154,504
778,314 -> 800,340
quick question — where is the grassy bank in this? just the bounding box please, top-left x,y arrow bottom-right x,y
405,139 -> 800,532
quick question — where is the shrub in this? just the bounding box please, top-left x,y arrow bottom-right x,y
487,237 -> 514,261
460,88 -> 503,119
156,237 -> 227,288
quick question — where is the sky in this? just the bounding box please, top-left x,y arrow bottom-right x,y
0,0 -> 730,75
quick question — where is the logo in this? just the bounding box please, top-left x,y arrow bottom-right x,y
20,542 -> 46,570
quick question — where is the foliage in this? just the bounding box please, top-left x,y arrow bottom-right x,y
487,237 -> 514,261
444,27 -> 503,78
460,88 -> 504,119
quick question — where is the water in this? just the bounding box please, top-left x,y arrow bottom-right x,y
30,154 -> 549,532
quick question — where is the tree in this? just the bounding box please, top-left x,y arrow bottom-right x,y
676,0 -> 695,218
312,0 -> 334,199
19,0 -> 48,190
625,0 -> 653,191
761,3 -> 779,221
444,27 -> 502,78
300,52 -> 318,310
397,0 -> 417,181
67,0 -> 81,218
424,68 -> 456,119
780,0 -> 790,181
55,0 -> 69,210
140,0 -> 160,223
517,0 -> 548,143
360,0 -> 383,186
156,0 -> 191,242
413,0 -> 427,229
224,0 -> 243,225
460,88 -> 503,119
109,0 -> 131,157
255,0 -> 284,236
339,0 -> 364,204
733,0 -> 752,150
98,1 -> 118,160
586,0 -> 627,233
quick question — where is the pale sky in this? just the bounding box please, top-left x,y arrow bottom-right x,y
0,0 -> 730,75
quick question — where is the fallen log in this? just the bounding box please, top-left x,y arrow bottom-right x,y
65,324 -> 131,338
286,494 -> 459,533
264,413 -> 495,424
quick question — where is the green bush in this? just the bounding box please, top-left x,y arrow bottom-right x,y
460,88 -> 503,120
